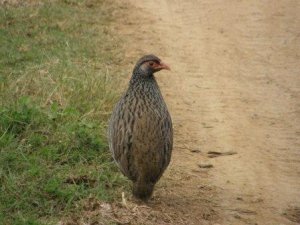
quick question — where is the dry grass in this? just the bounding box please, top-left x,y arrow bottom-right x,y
0,1 -> 130,224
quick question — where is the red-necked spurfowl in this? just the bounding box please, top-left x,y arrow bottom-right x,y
108,55 -> 173,201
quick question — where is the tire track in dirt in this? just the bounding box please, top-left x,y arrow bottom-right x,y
114,0 -> 300,224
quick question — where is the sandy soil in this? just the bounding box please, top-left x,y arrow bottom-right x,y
104,1 -> 300,224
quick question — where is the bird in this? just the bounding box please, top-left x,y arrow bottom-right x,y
108,54 -> 173,201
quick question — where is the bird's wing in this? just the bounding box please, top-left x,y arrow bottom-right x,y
108,98 -> 138,181
157,110 -> 173,174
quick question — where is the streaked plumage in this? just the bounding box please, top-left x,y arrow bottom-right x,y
108,55 -> 173,201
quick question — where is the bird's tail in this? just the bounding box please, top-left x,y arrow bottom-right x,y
133,181 -> 154,201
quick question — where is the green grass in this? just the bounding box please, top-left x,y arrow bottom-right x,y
0,1 -> 128,224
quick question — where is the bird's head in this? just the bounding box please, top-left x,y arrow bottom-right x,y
133,54 -> 170,77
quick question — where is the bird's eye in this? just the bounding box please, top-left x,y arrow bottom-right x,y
149,62 -> 154,66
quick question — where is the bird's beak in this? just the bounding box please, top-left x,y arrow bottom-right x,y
158,62 -> 171,71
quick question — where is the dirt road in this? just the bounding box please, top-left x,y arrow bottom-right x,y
111,0 -> 300,224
